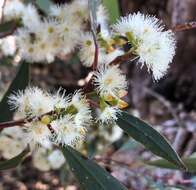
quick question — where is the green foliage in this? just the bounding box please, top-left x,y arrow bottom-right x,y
0,147 -> 29,170
35,0 -> 53,14
0,21 -> 16,38
102,0 -> 120,24
119,139 -> 140,152
147,157 -> 196,172
0,62 -> 30,122
62,146 -> 127,190
0,21 -> 15,33
116,111 -> 186,170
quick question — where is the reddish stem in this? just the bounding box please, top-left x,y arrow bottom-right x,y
87,99 -> 99,108
92,31 -> 99,71
0,119 -> 26,129
0,111 -> 54,129
109,51 -> 137,65
172,21 -> 196,32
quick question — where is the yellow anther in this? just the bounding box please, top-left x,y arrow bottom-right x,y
48,27 -> 54,34
41,115 -> 51,125
104,78 -> 113,85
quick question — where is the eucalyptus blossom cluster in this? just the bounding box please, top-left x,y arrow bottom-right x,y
7,64 -> 129,146
0,0 -> 178,171
1,0 -> 176,80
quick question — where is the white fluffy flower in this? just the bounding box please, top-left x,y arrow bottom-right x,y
68,0 -> 89,22
16,19 -> 61,63
98,106 -> 120,125
97,5 -> 109,34
79,32 -> 95,67
100,125 -> 123,142
24,122 -> 51,146
113,12 -> 163,38
4,0 -> 25,21
0,36 -> 16,56
8,87 -> 54,118
137,31 -> 176,80
8,87 -> 91,148
0,136 -> 26,159
21,4 -> 41,29
79,32 -> 106,67
104,49 -> 124,65
57,19 -> 81,55
93,65 -> 127,98
49,4 -> 69,20
33,148 -> 51,171
51,115 -> 86,147
2,126 -> 25,140
70,91 -> 92,127
113,12 -> 176,80
52,89 -> 69,109
50,0 -> 89,23
47,150 -> 65,169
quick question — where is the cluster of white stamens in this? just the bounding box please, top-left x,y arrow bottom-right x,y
8,87 -> 91,147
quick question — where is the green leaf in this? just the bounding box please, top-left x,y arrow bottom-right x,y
0,147 -> 30,170
0,62 -> 30,122
35,0 -> 53,14
61,146 -> 127,190
147,157 -> 196,172
116,111 -> 186,170
119,139 -> 140,152
103,0 -> 120,24
0,21 -> 16,38
88,0 -> 101,33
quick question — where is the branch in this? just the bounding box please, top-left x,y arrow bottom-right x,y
94,156 -> 133,168
0,98 -> 100,129
0,119 -> 26,129
0,110 -> 54,129
92,30 -> 99,70
109,51 -> 138,65
172,21 -> 196,32
144,87 -> 185,128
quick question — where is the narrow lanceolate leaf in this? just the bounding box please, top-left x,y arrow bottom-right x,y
88,0 -> 101,33
35,0 -> 53,14
0,147 -> 30,170
116,111 -> 186,170
103,0 -> 120,24
147,157 -> 196,172
62,146 -> 127,190
0,62 -> 30,122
